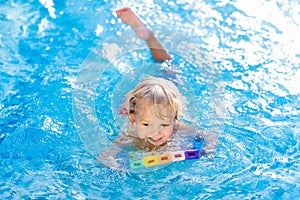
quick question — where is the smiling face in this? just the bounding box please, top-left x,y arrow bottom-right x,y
126,77 -> 182,146
131,104 -> 175,146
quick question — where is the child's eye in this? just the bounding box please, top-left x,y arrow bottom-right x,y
142,123 -> 150,127
161,124 -> 170,127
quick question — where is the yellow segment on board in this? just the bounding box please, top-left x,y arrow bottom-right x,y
144,155 -> 159,167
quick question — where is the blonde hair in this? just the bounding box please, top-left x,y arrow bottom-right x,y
126,77 -> 183,120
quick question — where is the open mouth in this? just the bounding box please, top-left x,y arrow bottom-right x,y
148,137 -> 163,145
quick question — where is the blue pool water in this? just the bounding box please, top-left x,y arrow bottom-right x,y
1,0 -> 300,199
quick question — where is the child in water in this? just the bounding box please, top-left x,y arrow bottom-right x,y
99,8 -> 218,167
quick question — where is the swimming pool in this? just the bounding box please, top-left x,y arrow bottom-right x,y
1,0 -> 299,199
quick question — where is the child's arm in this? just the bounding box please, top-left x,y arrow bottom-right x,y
116,7 -> 172,62
113,131 -> 135,147
145,30 -> 173,62
178,122 -> 219,155
97,132 -> 135,168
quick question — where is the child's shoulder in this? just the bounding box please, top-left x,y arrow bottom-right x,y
176,122 -> 199,137
178,122 -> 193,130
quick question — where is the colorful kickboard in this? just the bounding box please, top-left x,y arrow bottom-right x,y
125,136 -> 206,169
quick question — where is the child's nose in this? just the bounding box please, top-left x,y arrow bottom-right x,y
147,125 -> 161,137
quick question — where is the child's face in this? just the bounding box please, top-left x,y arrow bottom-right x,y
132,104 -> 175,146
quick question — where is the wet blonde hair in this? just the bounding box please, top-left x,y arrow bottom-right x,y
126,77 -> 183,120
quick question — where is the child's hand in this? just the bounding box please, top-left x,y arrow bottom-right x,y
201,130 -> 219,156
97,146 -> 123,169
98,153 -> 121,169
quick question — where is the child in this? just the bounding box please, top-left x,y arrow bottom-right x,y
116,76 -> 184,150
98,8 -> 218,168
